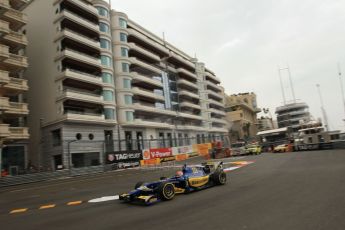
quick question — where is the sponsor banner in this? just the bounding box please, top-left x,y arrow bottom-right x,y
175,154 -> 188,161
107,150 -> 142,164
140,158 -> 161,166
142,149 -> 151,160
150,147 -> 172,158
172,145 -> 193,156
188,152 -> 199,158
193,143 -> 212,156
160,156 -> 176,162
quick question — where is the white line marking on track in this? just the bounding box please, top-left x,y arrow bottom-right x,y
88,195 -> 119,203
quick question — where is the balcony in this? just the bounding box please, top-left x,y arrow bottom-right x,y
129,57 -> 162,75
169,51 -> 195,70
205,72 -> 221,84
8,127 -> 29,139
0,44 -> 9,60
55,0 -> 98,17
3,77 -> 28,92
0,97 -> 10,110
8,0 -> 30,11
176,125 -> 207,132
58,89 -> 103,104
209,99 -> 224,108
122,118 -> 174,129
3,8 -> 28,30
0,0 -> 10,16
127,28 -> 169,57
131,87 -> 165,101
177,79 -> 198,91
56,29 -> 100,50
178,112 -> 203,121
56,10 -> 99,33
176,68 -> 197,81
62,111 -> 107,123
2,30 -> 28,49
209,127 -> 228,133
210,118 -> 228,125
58,68 -> 102,86
0,124 -> 10,138
178,89 -> 200,100
4,102 -> 29,115
207,90 -> 224,100
0,20 -> 10,37
206,80 -> 222,92
57,48 -> 101,68
2,53 -> 28,70
209,108 -> 226,116
0,70 -> 10,84
133,102 -> 176,116
180,101 -> 201,110
131,72 -> 163,88
128,42 -> 161,63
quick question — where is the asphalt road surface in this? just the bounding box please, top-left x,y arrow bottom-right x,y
1,150 -> 345,230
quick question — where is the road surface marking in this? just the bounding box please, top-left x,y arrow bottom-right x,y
10,208 -> 28,214
67,201 -> 82,206
88,195 -> 119,203
39,204 -> 56,210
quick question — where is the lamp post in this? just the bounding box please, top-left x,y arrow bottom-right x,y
67,139 -> 77,172
0,140 -> 3,178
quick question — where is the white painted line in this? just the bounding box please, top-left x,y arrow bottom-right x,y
224,166 -> 241,172
88,195 -> 119,203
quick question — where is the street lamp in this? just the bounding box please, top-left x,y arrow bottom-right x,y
67,139 -> 78,172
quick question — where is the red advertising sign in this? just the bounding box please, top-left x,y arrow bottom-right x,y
149,147 -> 172,159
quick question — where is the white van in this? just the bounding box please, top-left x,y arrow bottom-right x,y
231,142 -> 246,156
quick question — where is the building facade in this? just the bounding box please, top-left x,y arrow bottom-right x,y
0,0 -> 30,175
225,93 -> 261,142
257,116 -> 276,132
24,0 -> 227,170
275,102 -> 311,137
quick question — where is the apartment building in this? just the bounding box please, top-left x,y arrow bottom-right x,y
24,0 -> 118,170
275,102 -> 311,137
24,0 -> 227,170
225,93 -> 261,142
0,0 -> 30,175
107,1 -> 227,146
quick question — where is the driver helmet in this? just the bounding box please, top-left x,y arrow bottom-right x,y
175,170 -> 183,177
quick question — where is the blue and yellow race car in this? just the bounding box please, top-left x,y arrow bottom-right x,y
119,161 -> 227,205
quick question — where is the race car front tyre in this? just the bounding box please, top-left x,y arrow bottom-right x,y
135,181 -> 144,189
157,182 -> 175,201
212,171 -> 227,185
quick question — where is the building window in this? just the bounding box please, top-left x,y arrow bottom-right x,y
122,63 -> 129,72
96,6 -> 109,18
103,90 -> 114,101
121,47 -> 129,57
119,18 -> 127,28
124,95 -> 132,105
100,38 -> 111,50
52,129 -> 61,146
104,108 -> 115,120
102,72 -> 113,84
99,22 -> 110,33
123,79 -> 131,89
125,111 -> 134,121
120,33 -> 127,42
101,55 -> 112,67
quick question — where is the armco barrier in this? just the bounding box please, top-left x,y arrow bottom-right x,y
0,165 -> 110,188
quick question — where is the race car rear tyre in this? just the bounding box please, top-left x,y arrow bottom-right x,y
135,181 -> 144,189
212,171 -> 227,185
157,182 -> 175,201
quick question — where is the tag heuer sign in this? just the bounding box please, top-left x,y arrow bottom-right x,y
107,150 -> 142,163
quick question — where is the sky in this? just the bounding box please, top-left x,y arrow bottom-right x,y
110,0 -> 345,131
